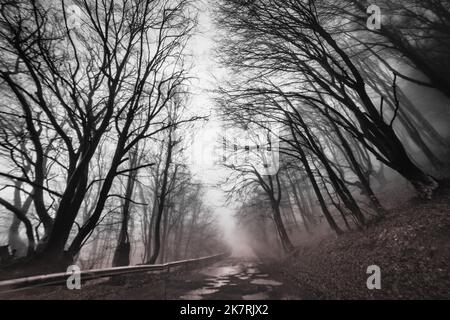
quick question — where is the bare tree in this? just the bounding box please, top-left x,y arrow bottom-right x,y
221,130 -> 295,252
322,0 -> 450,98
0,0 -> 196,268
215,0 -> 440,199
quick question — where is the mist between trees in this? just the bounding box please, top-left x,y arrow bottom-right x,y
0,0 -> 449,273
214,0 -> 450,254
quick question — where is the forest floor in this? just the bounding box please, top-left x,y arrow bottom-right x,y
265,180 -> 450,299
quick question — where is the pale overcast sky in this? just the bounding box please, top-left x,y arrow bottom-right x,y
186,1 -> 255,256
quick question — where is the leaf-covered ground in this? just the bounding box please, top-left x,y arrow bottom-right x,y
267,182 -> 450,299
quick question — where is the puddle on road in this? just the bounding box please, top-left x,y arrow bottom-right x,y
247,268 -> 258,274
179,262 -> 284,300
180,268 -> 236,299
179,288 -> 219,300
250,279 -> 283,286
207,278 -> 230,288
243,292 -> 269,300
201,265 -> 242,278
180,294 -> 202,300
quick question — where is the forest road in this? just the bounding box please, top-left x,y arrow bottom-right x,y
169,258 -> 301,300
0,258 -> 303,299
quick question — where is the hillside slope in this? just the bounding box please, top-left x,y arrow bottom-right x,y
271,182 -> 450,299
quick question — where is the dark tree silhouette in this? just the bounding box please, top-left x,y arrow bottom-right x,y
215,0 -> 439,199
0,0 -> 195,268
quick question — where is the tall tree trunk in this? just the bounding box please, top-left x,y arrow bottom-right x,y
8,183 -> 34,257
286,173 -> 312,233
159,204 -> 170,263
112,149 -> 138,267
173,215 -> 185,261
0,198 -> 35,257
184,197 -> 200,259
148,134 -> 174,264
271,200 -> 294,252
